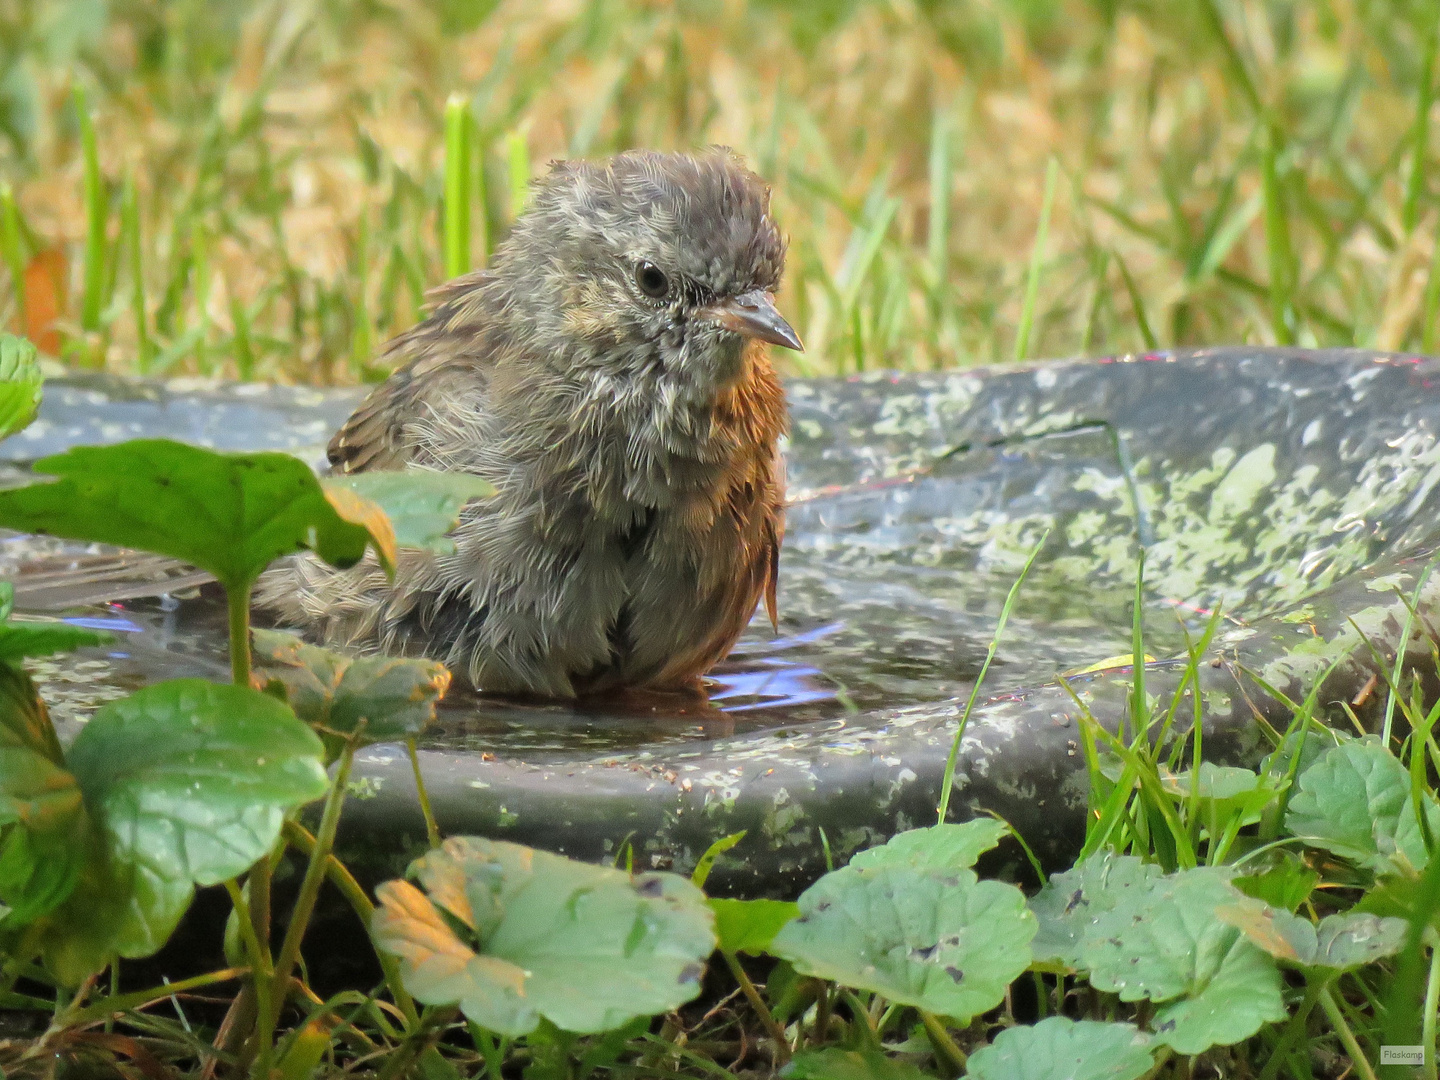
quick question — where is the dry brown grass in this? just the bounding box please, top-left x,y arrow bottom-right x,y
0,0 -> 1436,381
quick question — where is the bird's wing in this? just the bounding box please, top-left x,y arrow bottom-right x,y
328,271 -> 498,474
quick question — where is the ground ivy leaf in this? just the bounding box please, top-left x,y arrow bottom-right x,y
847,819 -> 1009,873
0,661 -> 63,764
67,679 -> 329,886
1232,852 -> 1319,912
1216,896 -> 1408,971
323,470 -> 494,554
372,836 -> 715,1036
1082,867 -> 1285,1054
0,334 -> 43,441
1028,853 -> 1164,971
1285,737 -> 1439,873
781,1048 -> 932,1079
252,629 -> 450,746
709,897 -> 799,956
0,439 -> 387,590
966,1017 -> 1154,1080
769,863 -> 1035,1023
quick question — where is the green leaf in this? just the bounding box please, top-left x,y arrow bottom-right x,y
253,629 -> 451,748
0,439 -> 390,591
323,470 -> 494,555
847,819 -> 1009,872
1216,896 -> 1408,971
1285,738 -> 1439,873
782,1048 -> 932,1080
1233,853 -> 1319,912
0,584 -> 112,663
692,830 -> 746,888
709,897 -> 798,956
1028,853 -> 1164,971
0,334 -> 43,440
372,836 -> 715,1036
67,679 -> 329,885
0,660 -> 63,764
769,863 -> 1035,1023
1081,868 -> 1285,1054
33,679 -> 329,983
966,1017 -> 1154,1080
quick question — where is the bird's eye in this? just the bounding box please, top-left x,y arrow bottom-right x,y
634,261 -> 670,299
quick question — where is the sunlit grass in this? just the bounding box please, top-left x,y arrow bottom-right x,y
0,1 -> 1437,382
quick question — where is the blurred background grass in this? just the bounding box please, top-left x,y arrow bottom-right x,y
0,0 -> 1436,383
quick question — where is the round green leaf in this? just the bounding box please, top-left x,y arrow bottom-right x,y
372,836 -> 715,1036
66,678 -> 329,886
967,1017 -> 1154,1080
1285,738 -> 1437,873
253,629 -> 451,746
1082,868 -> 1285,1054
0,334 -> 43,440
847,819 -> 1009,873
323,470 -> 494,554
769,863 -> 1035,1023
0,439 -> 387,590
1028,853 -> 1164,970
1217,896 -> 1408,971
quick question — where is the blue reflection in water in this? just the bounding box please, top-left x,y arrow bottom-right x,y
708,621 -> 847,712
62,616 -> 144,632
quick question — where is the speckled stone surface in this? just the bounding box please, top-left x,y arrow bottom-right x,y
7,348 -> 1440,897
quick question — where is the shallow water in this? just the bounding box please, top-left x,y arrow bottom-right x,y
10,350 -> 1440,888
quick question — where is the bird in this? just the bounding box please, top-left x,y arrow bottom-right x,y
255,147 -> 802,699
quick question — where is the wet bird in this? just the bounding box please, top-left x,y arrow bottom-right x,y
257,148 -> 802,698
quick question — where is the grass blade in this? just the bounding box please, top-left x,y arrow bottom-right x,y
1405,5 -> 1440,235
0,183 -> 26,321
443,94 -> 472,280
119,174 -> 151,374
1261,126 -> 1297,345
506,125 -> 530,223
1014,157 -> 1059,362
1114,248 -> 1158,350
76,85 -> 107,340
936,530 -> 1049,824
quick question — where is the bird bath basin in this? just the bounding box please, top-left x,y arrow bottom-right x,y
5,347 -> 1439,898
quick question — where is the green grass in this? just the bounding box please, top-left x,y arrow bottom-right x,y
0,1 -> 1438,381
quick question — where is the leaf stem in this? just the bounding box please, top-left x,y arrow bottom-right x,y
228,580 -> 252,688
1258,981 -> 1321,1080
721,952 -> 789,1064
919,1010 -> 966,1077
406,738 -> 441,849
1318,984 -> 1378,1080
267,738 -> 358,1029
281,819 -> 420,1027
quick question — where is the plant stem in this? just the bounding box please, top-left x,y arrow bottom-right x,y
225,879 -> 275,1080
722,952 -> 789,1063
267,739 -> 358,1030
61,967 -> 248,1028
407,738 -> 441,849
1424,942 -> 1440,1080
1318,984 -> 1378,1080
228,580 -> 252,687
375,1007 -> 458,1080
281,819 -> 421,1027
1014,157 -> 1058,362
1258,981 -> 1321,1080
919,1010 -> 966,1077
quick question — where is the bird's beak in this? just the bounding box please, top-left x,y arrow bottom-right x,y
707,289 -> 804,352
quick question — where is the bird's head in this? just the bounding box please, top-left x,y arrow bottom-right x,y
492,147 -> 801,389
